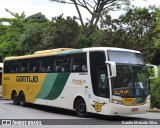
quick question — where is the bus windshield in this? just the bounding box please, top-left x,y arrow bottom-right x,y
111,65 -> 149,97
108,51 -> 144,65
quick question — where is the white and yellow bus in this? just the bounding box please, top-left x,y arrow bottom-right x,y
2,47 -> 158,117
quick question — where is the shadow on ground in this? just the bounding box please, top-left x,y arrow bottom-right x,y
6,102 -> 148,123
0,96 -> 150,125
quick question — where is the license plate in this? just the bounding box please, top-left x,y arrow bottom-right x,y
131,108 -> 138,112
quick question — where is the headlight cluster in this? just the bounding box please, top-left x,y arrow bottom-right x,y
112,99 -> 123,105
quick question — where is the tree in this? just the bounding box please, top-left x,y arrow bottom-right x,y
50,0 -> 132,37
150,66 -> 160,108
42,14 -> 80,49
19,13 -> 49,54
0,9 -> 50,57
0,9 -> 80,57
24,12 -> 49,23
98,6 -> 158,62
0,9 -> 26,60
19,22 -> 49,54
151,9 -> 160,65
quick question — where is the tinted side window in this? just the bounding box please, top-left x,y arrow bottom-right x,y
28,58 -> 40,73
40,56 -> 55,72
19,60 -> 28,73
55,55 -> 70,72
4,61 -> 11,73
70,53 -> 87,72
11,61 -> 19,73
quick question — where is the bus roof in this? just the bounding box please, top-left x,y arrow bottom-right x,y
84,47 -> 141,53
4,48 -> 75,60
4,47 -> 141,61
34,48 -> 73,54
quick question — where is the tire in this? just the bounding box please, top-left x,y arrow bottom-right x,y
19,92 -> 26,107
75,98 -> 88,117
12,91 -> 19,105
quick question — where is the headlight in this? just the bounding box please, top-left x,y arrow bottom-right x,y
112,99 -> 123,105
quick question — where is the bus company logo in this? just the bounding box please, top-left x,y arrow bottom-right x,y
3,77 -> 10,81
16,76 -> 38,83
92,102 -> 106,112
72,79 -> 86,86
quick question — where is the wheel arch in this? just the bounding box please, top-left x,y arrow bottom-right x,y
18,90 -> 26,106
11,90 -> 17,99
73,95 -> 87,109
19,90 -> 25,96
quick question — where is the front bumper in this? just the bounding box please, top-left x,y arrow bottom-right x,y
108,102 -> 150,115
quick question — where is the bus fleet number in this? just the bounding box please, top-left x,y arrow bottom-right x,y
4,77 -> 10,80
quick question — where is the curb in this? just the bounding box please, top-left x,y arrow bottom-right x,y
148,109 -> 160,112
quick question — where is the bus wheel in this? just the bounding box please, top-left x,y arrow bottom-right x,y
19,92 -> 26,107
12,91 -> 19,105
75,98 -> 88,117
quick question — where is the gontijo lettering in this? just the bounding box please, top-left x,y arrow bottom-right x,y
16,76 -> 38,83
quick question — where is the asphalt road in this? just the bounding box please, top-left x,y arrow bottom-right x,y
0,98 -> 160,128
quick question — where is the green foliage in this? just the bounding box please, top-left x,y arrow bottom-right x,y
0,9 -> 80,59
42,15 -> 80,49
0,10 -> 25,61
50,0 -> 133,37
99,6 -> 158,62
0,9 -> 50,58
19,22 -> 49,54
24,12 -> 49,23
149,8 -> 160,65
0,6 -> 159,63
0,26 -> 22,54
5,8 -> 25,20
150,65 -> 160,108
76,35 -> 91,48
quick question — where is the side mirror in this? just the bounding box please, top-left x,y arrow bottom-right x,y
105,61 -> 116,77
146,64 -> 158,79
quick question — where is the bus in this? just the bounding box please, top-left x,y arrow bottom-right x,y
2,47 -> 158,117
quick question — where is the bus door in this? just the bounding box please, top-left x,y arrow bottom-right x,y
89,51 -> 110,115
95,66 -> 110,115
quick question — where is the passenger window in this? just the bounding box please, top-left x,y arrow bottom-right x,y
4,61 -> 11,73
20,60 -> 28,73
11,61 -> 19,73
70,53 -> 87,72
55,55 -> 70,72
29,59 -> 40,73
40,56 -> 54,73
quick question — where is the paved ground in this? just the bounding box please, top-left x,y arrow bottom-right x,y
0,98 -> 160,128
